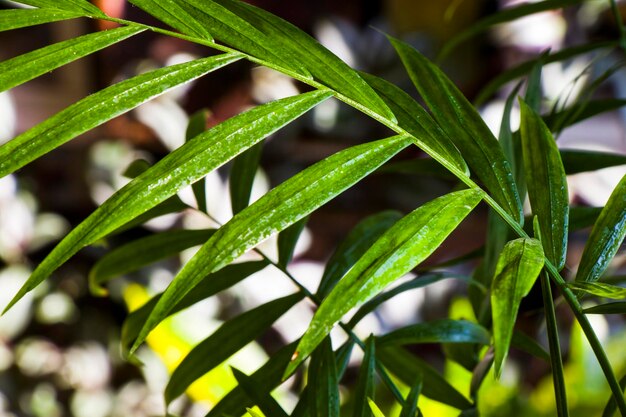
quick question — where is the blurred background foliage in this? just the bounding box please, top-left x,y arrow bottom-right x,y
1,0 -> 626,416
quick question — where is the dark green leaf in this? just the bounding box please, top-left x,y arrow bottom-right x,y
576,174 -> 626,283
317,211 -> 403,299
511,330 -> 550,362
0,9 -> 83,32
361,72 -> 467,175
186,109 -> 209,213
165,293 -> 302,404
277,216 -> 308,267
389,37 -> 522,222
5,90 -> 328,314
491,238 -> 544,377
399,375 -> 422,417
584,302 -> 626,315
12,0 -> 104,16
438,0 -> 583,61
0,53 -> 240,178
569,206 -> 602,231
134,134 -> 411,352
0,25 -> 143,93
121,260 -> 268,354
376,319 -> 490,347
206,342 -> 295,417
89,229 -> 215,296
544,99 -> 626,131
128,0 -> 212,39
561,149 -> 626,175
475,42 -> 616,106
520,99 -> 569,269
122,159 -> 152,179
230,141 -> 264,215
197,0 -> 396,121
353,338 -> 376,417
377,346 -> 472,410
602,373 -> 626,417
379,158 -> 456,181
231,368 -> 288,417
524,56 -> 544,113
288,189 -> 481,375
308,337 -> 340,417
568,282 -> 626,299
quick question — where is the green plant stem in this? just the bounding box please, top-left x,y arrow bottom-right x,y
200,211 -> 408,406
90,13 -> 625,414
541,271 -> 569,417
610,0 -> 626,53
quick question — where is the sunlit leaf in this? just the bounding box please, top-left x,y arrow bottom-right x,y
491,238 -> 544,378
4,90 -> 329,314
317,210 -> 403,299
0,9 -> 83,32
121,260 -> 268,355
568,282 -> 626,299
12,0 -> 104,16
288,189 -> 481,375
128,0 -> 212,39
206,342 -> 296,417
367,399 -> 387,417
520,99 -> 569,270
231,368 -> 288,417
89,229 -> 215,296
134,134 -> 411,351
0,53 -> 241,178
377,346 -> 472,410
308,337 -> 340,417
353,338 -> 376,417
165,293 -> 302,404
377,319 -> 490,347
0,25 -> 143,93
576,174 -> 626,283
389,36 -> 522,222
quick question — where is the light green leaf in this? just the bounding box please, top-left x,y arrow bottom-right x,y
377,319 -> 490,347
128,0 -> 212,39
520,99 -> 569,270
0,9 -> 83,32
197,0 -> 396,121
230,141 -> 264,215
584,302 -> 626,315
491,238 -> 545,378
317,210 -> 403,299
89,229 -> 215,296
4,90 -> 329,314
12,0 -> 104,16
206,342 -> 296,417
367,399 -> 387,417
475,41 -> 616,105
399,375 -> 422,417
231,368 -> 288,417
0,53 -> 241,178
121,261 -> 267,356
1,26 -> 143,93
389,37 -> 522,223
438,0 -> 583,61
308,337 -> 340,417
353,338 -> 376,417
561,149 -> 626,175
568,282 -> 626,299
377,346 -> 472,410
277,216 -> 308,267
361,72 -> 467,175
134,134 -> 411,352
165,293 -> 302,404
185,109 -> 209,213
288,189 -> 482,375
576,174 -> 626,283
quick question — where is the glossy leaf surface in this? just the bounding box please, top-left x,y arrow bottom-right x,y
135,134 -> 411,351
128,0 -> 212,39
0,9 -> 83,31
491,238 -> 544,377
568,282 -> 626,299
376,319 -> 490,347
520,99 -> 569,269
288,189 -> 482,375
576,174 -> 626,283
